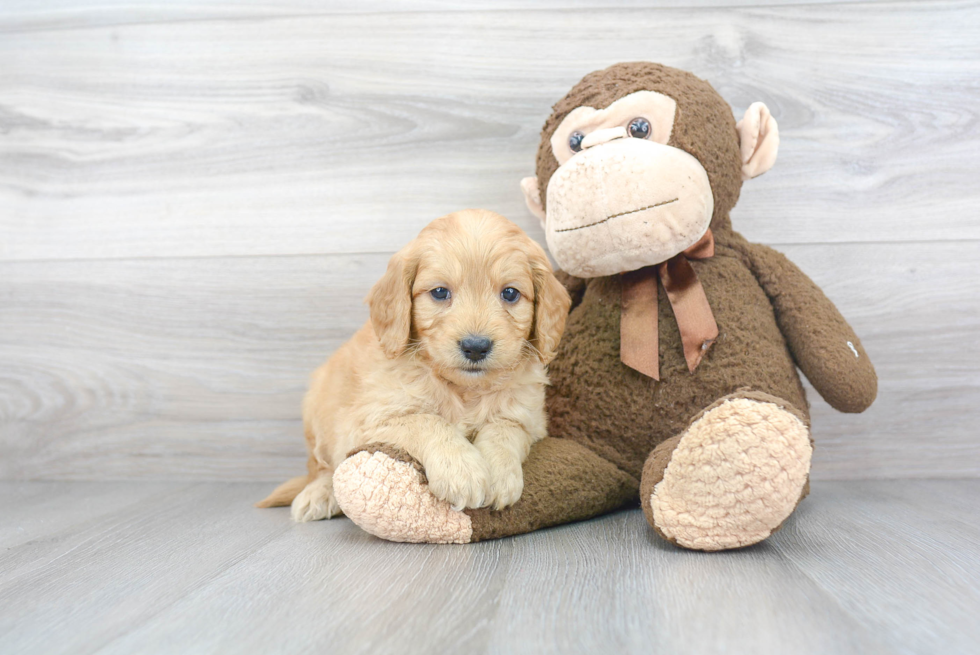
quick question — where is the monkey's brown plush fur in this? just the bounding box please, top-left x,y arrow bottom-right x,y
330,63 -> 877,550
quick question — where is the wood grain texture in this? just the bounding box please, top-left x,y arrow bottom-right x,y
0,0 -> 902,34
0,480 -> 178,549
0,254 -> 375,480
1,241 -> 977,481
777,480 -> 980,655
0,480 -> 977,655
0,483 -> 291,655
1,1 -> 978,262
1,1 -> 978,482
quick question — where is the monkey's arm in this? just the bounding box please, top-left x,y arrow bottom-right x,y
733,237 -> 877,413
554,270 -> 587,312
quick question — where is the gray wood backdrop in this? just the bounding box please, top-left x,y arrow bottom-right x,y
1,0 -> 978,482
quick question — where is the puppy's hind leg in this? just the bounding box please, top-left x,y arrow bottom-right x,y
292,395 -> 343,522
291,469 -> 341,522
255,475 -> 309,508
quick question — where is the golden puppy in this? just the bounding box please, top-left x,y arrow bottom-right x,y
258,209 -> 570,521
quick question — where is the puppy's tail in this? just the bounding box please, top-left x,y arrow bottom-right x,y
255,475 -> 309,508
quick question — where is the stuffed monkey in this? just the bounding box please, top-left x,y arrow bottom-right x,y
330,62 -> 877,550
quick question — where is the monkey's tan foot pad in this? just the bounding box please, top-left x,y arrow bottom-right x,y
641,395 -> 812,551
332,443 -> 473,544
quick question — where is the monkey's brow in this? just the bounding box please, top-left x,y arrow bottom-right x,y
555,198 -> 679,233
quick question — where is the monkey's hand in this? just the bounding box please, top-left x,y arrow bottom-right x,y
735,236 -> 877,413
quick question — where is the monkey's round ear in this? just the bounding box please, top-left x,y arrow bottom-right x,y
520,176 -> 546,227
736,102 -> 779,181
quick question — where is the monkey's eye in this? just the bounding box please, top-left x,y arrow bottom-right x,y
568,131 -> 585,153
430,287 -> 451,301
501,287 -> 521,303
628,117 -> 651,139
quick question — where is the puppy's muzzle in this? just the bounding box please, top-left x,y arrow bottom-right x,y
459,335 -> 493,363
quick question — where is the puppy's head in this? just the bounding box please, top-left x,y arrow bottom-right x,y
367,209 -> 571,387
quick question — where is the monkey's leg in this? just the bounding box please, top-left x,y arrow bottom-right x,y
333,438 -> 638,544
640,390 -> 812,551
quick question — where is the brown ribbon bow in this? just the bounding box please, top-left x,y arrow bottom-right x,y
620,229 -> 718,380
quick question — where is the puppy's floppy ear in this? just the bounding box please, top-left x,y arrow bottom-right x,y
367,243 -> 419,359
527,242 -> 571,365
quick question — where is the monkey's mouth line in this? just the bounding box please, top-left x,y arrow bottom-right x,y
555,198 -> 679,233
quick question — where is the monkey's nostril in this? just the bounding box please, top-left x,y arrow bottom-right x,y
459,336 -> 493,362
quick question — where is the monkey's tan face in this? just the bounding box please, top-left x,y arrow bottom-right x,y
531,90 -> 714,278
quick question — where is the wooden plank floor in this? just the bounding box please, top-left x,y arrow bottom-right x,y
1,480 -> 978,655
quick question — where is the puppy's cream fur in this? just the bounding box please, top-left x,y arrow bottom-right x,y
258,209 -> 570,521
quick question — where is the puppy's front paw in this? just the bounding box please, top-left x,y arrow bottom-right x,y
423,443 -> 491,511
475,440 -> 525,510
290,475 -> 340,522
486,463 -> 524,510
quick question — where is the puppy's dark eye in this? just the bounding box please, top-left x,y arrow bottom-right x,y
628,117 -> 651,139
501,287 -> 521,303
568,131 -> 585,153
430,287 -> 450,301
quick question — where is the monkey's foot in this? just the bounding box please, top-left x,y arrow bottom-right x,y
641,391 -> 812,551
333,444 -> 474,544
334,438 -> 639,544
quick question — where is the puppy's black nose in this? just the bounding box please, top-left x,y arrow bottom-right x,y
460,336 -> 493,362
